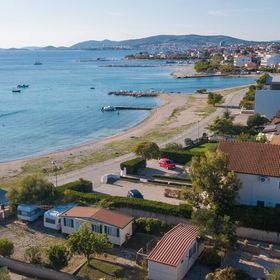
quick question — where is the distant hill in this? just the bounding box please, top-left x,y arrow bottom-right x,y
69,34 -> 255,50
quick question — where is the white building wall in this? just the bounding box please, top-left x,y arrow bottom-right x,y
148,261 -> 177,280
238,173 -> 280,207
43,216 -> 61,230
234,56 -> 251,67
261,54 -> 280,67
148,240 -> 204,280
61,217 -> 133,246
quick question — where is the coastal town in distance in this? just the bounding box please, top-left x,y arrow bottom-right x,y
0,1 -> 280,280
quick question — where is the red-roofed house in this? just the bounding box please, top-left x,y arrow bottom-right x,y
219,140 -> 280,207
147,224 -> 203,280
61,207 -> 133,245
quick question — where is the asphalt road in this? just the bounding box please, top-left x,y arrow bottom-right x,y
51,89 -> 246,187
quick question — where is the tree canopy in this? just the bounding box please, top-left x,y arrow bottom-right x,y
247,113 -> 269,128
207,112 -> 235,135
192,209 -> 237,251
131,141 -> 160,160
8,175 -> 57,211
208,93 -> 223,106
205,266 -> 251,280
0,238 -> 14,257
68,223 -> 112,263
190,150 -> 240,213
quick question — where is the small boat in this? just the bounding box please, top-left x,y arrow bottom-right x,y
34,61 -> 42,65
90,87 -> 95,90
17,84 -> 29,89
12,89 -> 21,93
101,106 -> 116,112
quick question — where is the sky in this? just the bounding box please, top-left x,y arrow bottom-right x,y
0,0 -> 279,48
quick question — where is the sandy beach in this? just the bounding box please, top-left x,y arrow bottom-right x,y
0,91 -> 209,180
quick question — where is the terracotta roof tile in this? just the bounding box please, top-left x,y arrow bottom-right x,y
61,207 -> 133,228
147,224 -> 198,267
218,140 -> 280,177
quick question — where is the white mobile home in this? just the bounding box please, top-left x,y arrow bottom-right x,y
17,204 -> 44,222
147,224 -> 203,280
61,206 -> 133,246
44,204 -> 76,230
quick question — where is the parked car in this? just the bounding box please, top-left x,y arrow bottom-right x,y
159,158 -> 176,169
127,189 -> 144,199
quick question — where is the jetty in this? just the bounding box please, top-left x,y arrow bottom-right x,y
115,106 -> 153,111
108,90 -> 159,97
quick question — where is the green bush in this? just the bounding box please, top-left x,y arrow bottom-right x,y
196,88 -> 207,94
134,218 -> 172,235
153,174 -> 192,183
229,205 -> 280,232
120,157 -> 146,174
57,178 -> 92,194
201,248 -> 221,267
63,190 -> 193,218
45,244 -> 70,270
160,149 -> 193,164
24,246 -> 42,264
0,238 -> 14,257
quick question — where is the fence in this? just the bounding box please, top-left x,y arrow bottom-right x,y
0,256 -> 84,280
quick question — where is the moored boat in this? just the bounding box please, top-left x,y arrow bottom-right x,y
101,106 -> 116,112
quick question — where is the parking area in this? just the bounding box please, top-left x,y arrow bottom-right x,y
95,180 -> 183,205
140,159 -> 188,179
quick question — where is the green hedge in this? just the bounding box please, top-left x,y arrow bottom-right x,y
120,157 -> 146,174
57,178 -> 92,194
229,205 -> 280,233
134,217 -> 172,235
153,174 -> 192,183
62,189 -> 193,218
160,149 -> 194,164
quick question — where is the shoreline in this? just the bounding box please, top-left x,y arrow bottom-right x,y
0,83 -> 250,182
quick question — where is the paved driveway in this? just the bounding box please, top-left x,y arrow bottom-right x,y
95,180 -> 182,205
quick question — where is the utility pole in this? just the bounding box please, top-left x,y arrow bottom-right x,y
51,160 -> 58,187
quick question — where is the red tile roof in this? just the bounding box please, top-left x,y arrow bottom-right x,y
147,224 -> 198,267
61,207 -> 133,228
271,135 -> 280,145
218,140 -> 280,177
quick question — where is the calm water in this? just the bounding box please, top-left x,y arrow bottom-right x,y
0,50 -> 255,161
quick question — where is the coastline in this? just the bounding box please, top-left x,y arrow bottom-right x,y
0,84 -> 250,184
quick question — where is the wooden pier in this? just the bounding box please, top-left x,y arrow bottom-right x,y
115,106 -> 153,111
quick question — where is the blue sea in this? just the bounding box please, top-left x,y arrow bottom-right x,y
0,50 -> 256,162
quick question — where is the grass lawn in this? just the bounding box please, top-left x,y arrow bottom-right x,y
188,142 -> 218,154
78,258 -> 147,280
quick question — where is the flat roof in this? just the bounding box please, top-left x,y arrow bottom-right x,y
147,224 -> 198,267
44,204 -> 76,218
17,204 -> 40,211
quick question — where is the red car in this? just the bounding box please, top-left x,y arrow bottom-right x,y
159,158 -> 176,169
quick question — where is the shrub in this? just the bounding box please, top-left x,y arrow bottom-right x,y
165,142 -> 183,151
153,174 -> 192,182
24,246 -> 42,264
134,217 -> 171,235
228,205 -> 280,232
120,157 -> 146,174
196,88 -> 207,94
0,267 -> 11,280
63,190 -> 193,218
0,238 -> 14,257
201,248 -> 221,267
57,178 -> 92,194
45,244 -> 70,270
160,149 -> 193,164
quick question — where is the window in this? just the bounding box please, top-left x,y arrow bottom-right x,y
63,218 -> 74,228
104,226 -> 120,237
92,224 -> 102,233
257,201 -> 265,207
189,242 -> 197,259
45,218 -> 56,225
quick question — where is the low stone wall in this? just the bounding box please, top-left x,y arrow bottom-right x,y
241,243 -> 280,258
237,227 -> 280,244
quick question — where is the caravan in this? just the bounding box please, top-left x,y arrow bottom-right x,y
17,204 -> 44,222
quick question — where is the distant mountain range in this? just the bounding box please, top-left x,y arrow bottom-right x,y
68,35 -> 255,50
1,34 -> 277,51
